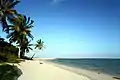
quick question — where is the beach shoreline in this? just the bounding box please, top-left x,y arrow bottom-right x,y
43,60 -> 119,80
18,60 -> 91,80
18,60 -> 118,80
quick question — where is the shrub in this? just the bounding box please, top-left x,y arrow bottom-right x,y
6,54 -> 20,63
0,53 -> 20,63
0,64 -> 22,80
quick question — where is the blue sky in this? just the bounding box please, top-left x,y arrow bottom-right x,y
0,0 -> 120,58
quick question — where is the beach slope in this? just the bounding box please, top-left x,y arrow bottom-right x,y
18,60 -> 90,80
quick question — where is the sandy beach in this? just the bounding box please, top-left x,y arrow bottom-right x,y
18,60 -> 118,80
47,61 -> 119,80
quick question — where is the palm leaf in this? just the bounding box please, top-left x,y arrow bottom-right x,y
7,9 -> 17,14
7,15 -> 17,25
26,17 -> 30,24
28,44 -> 33,46
23,15 -> 27,23
35,45 -> 38,49
9,0 -> 20,9
35,39 -> 45,50
28,33 -> 34,40
28,47 -> 33,50
28,20 -> 34,26
1,17 -> 8,32
6,32 -> 13,38
26,25 -> 34,29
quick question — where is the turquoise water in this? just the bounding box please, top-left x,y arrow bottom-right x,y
50,59 -> 120,76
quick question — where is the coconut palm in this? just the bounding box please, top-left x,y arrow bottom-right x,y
31,39 -> 45,59
0,0 -> 20,33
20,40 -> 33,57
35,39 -> 45,50
7,14 -> 34,58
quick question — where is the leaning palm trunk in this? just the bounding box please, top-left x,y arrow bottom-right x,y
31,39 -> 45,59
30,50 -> 37,59
31,53 -> 35,59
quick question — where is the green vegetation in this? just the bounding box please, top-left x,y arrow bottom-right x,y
0,0 -> 44,59
0,64 -> 22,80
0,0 -> 36,79
0,37 -> 19,63
0,0 -> 34,59
0,53 -> 20,63
35,39 -> 45,50
0,37 -> 18,56
7,14 -> 34,58
0,0 -> 20,33
31,39 -> 45,59
0,0 -> 45,79
0,0 -> 43,80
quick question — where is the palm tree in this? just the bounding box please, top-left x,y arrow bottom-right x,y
7,14 -> 34,58
20,40 -> 33,57
0,0 -> 20,33
35,39 -> 45,50
31,39 -> 45,59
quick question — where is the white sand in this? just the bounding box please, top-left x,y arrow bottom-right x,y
18,60 -> 118,80
46,61 -> 119,80
18,60 -> 90,80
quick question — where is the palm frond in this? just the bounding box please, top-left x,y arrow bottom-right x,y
35,45 -> 38,49
7,9 -> 17,15
1,17 -> 9,33
6,32 -> 13,38
26,25 -> 34,29
28,33 -> 34,40
35,39 -> 45,50
7,16 -> 16,25
28,44 -> 33,46
28,47 -> 33,50
23,15 -> 27,23
4,0 -> 9,6
28,20 -> 34,26
26,17 -> 30,24
9,0 -> 20,9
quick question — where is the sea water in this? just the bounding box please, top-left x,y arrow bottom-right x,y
50,59 -> 120,76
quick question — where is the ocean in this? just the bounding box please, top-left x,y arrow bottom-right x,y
50,58 -> 120,76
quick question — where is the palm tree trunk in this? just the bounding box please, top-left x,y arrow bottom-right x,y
20,46 -> 25,58
18,47 -> 20,58
31,53 -> 35,59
